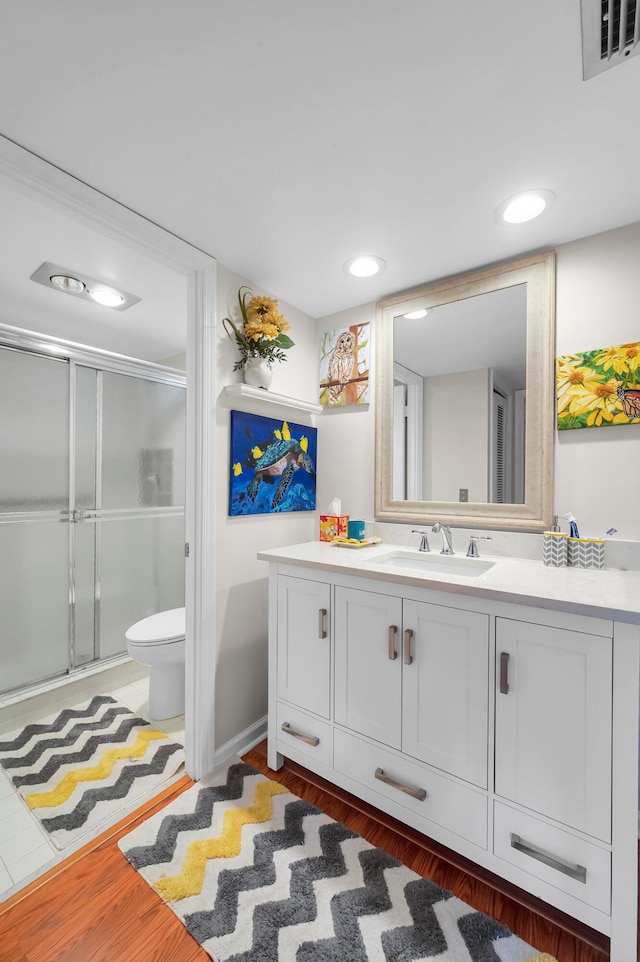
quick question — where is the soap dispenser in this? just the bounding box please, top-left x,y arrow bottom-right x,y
543,515 -> 568,567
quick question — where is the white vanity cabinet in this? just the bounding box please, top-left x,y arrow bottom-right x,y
495,617 -> 612,842
262,545 -> 640,962
333,586 -> 489,787
276,574 -> 331,718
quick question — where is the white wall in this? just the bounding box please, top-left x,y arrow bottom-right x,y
423,368 -> 490,502
214,264 -> 318,748
315,302 -> 377,520
317,220 -> 640,544
555,222 -> 640,541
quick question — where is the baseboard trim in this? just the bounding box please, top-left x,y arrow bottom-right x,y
213,715 -> 268,772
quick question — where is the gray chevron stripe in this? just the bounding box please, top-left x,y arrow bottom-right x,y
0,695 -> 118,755
119,759 -> 556,962
10,715 -> 153,787
41,741 -> 183,834
126,762 -> 264,869
185,798 -> 351,945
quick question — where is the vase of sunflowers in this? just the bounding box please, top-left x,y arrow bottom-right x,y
222,288 -> 294,390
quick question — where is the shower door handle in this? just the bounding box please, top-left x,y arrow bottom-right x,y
71,509 -> 87,523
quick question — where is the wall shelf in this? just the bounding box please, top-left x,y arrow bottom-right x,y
220,383 -> 323,418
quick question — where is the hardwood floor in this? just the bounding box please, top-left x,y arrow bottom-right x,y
0,741 -> 618,961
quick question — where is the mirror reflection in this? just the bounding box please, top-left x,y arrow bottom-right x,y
375,251 -> 555,532
393,285 -> 526,505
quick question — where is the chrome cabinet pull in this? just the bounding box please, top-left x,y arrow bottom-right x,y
403,628 -> 414,665
388,625 -> 398,660
510,833 -> 587,883
318,608 -> 327,639
281,722 -> 319,747
375,767 -> 426,801
499,651 -> 510,694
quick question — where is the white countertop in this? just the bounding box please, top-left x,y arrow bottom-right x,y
257,540 -> 640,624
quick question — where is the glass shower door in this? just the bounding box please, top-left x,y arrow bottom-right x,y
0,347 -> 71,693
92,370 -> 186,658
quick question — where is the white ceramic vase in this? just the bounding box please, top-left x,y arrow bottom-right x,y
243,357 -> 273,390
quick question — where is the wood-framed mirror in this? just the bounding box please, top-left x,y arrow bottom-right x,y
375,250 -> 555,532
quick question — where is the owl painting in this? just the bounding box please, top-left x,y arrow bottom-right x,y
328,331 -> 356,403
319,323 -> 370,407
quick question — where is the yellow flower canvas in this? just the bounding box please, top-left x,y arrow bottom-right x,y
556,341 -> 640,429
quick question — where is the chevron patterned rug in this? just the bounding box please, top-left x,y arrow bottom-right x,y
118,757 -> 557,962
0,694 -> 184,850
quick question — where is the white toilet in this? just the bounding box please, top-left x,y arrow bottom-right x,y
125,607 -> 186,720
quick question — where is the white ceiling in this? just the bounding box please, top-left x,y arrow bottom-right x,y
0,1 -> 639,356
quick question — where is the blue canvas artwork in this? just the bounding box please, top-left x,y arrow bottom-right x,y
229,410 -> 317,516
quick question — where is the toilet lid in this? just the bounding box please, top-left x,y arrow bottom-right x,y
125,607 -> 185,645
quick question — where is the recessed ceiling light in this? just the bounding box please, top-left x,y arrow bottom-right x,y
50,274 -> 85,294
403,309 -> 429,320
494,189 -> 556,225
30,262 -> 140,311
343,254 -> 386,278
89,287 -> 126,308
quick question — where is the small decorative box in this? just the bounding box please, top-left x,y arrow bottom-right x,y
567,537 -> 605,569
543,532 -> 568,567
319,514 -> 349,542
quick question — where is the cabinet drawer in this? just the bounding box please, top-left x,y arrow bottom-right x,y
493,801 -> 611,914
334,728 -> 487,848
276,702 -> 332,768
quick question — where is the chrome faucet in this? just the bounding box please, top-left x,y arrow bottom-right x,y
467,534 -> 492,558
412,529 -> 431,552
432,522 -> 454,555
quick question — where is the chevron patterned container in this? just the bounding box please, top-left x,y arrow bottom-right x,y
568,537 -> 605,569
543,531 -> 568,567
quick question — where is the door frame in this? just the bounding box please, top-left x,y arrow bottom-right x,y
0,135 -> 217,780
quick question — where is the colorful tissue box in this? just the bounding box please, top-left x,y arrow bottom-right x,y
568,537 -> 605,569
319,514 -> 349,542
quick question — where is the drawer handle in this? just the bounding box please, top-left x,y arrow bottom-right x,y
281,722 -> 320,747
388,625 -> 398,660
499,651 -> 510,694
510,833 -> 587,884
318,608 -> 327,639
403,628 -> 414,665
375,766 -> 426,802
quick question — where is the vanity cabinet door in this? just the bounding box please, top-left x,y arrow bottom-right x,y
277,575 -> 331,719
334,586 -> 403,749
494,618 -> 612,842
402,601 -> 489,788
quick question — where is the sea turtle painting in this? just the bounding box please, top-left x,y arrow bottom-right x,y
247,436 -> 315,508
229,411 -> 317,516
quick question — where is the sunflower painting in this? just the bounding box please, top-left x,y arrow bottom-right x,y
556,341 -> 640,429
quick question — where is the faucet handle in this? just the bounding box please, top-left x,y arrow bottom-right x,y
412,529 -> 431,552
466,534 -> 492,558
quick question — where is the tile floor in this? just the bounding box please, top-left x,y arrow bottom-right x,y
0,664 -> 185,901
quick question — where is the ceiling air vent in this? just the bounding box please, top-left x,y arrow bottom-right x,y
581,0 -> 640,78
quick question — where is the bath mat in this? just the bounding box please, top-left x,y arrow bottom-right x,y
118,757 -> 556,962
0,694 -> 184,850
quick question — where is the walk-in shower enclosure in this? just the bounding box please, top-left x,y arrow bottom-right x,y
0,327 -> 186,697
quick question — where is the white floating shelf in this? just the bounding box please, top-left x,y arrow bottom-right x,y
220,383 -> 323,417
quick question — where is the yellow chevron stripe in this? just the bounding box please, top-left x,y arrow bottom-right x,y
153,779 -> 289,902
525,955 -> 558,962
25,729 -> 167,810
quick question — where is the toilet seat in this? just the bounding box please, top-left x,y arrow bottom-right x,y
125,607 -> 185,646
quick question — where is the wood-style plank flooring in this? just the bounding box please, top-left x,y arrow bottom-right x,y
0,740 -> 619,961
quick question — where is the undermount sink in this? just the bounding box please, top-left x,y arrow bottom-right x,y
367,550 -> 495,578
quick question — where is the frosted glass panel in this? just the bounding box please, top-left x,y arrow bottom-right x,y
0,348 -> 69,512
98,516 -> 185,658
0,523 -> 69,693
75,366 -> 97,510
101,374 -> 185,509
